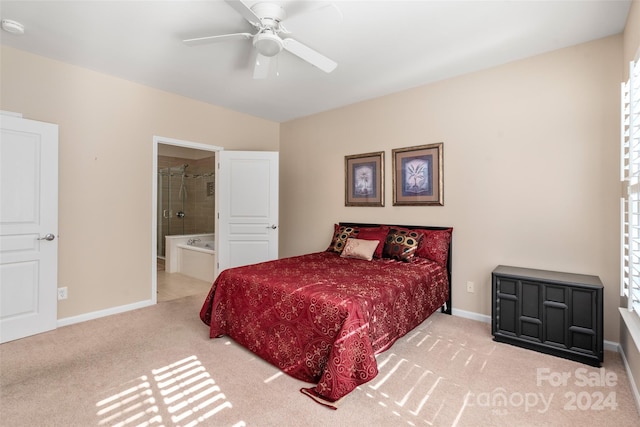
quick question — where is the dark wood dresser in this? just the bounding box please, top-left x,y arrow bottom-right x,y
491,265 -> 603,367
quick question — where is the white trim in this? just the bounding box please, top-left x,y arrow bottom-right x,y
620,307 -> 640,353
153,135 -> 224,152
603,339 -> 619,353
152,139 -> 159,304
452,308 -> 491,324
56,299 -> 154,328
617,340 -> 640,415
622,57 -> 640,315
151,136 -> 222,305
0,110 -> 22,117
453,308 -> 619,353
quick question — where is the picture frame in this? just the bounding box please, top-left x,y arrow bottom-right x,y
345,151 -> 384,207
392,143 -> 444,206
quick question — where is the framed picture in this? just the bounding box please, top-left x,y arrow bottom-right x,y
345,151 -> 384,207
392,143 -> 443,206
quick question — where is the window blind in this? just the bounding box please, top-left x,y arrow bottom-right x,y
622,56 -> 640,317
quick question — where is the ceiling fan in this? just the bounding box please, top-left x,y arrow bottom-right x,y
183,0 -> 340,79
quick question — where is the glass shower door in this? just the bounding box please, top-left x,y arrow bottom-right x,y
157,166 -> 185,257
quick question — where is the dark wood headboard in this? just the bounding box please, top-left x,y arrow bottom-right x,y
339,222 -> 453,315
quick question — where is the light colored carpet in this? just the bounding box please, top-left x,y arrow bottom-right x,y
1,292 -> 638,426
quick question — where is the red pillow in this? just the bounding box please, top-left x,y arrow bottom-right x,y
356,226 -> 390,258
327,224 -> 391,256
415,228 -> 453,267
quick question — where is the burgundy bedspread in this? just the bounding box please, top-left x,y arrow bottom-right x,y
199,251 -> 449,404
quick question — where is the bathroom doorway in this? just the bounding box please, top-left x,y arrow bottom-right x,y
152,137 -> 222,303
157,156 -> 215,259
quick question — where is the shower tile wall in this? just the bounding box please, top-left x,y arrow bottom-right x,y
158,155 -> 215,241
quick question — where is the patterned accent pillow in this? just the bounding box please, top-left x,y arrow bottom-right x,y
326,224 -> 358,254
356,226 -> 389,258
383,227 -> 423,262
415,228 -> 453,267
340,238 -> 379,261
327,224 -> 390,255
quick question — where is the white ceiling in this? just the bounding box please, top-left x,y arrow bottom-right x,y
0,0 -> 632,123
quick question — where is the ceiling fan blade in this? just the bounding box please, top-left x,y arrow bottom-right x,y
183,33 -> 252,46
282,38 -> 337,73
253,54 -> 271,79
225,0 -> 261,26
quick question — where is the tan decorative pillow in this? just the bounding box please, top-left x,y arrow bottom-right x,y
340,238 -> 379,261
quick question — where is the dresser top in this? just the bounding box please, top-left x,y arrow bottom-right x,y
492,265 -> 603,288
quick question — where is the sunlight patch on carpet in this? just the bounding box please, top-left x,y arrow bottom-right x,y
263,371 -> 284,383
353,324 -> 495,425
363,352 -> 467,425
96,355 -> 244,427
95,376 -> 160,426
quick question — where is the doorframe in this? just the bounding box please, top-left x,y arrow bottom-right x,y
151,136 -> 223,303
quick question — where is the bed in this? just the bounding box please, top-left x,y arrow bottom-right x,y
199,222 -> 453,408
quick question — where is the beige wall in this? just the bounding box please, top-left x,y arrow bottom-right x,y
280,35 -> 622,342
0,46 -> 279,319
624,0 -> 640,76
0,17 -> 631,348
621,0 -> 640,404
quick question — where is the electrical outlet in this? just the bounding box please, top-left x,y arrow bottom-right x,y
57,287 -> 68,300
466,281 -> 475,293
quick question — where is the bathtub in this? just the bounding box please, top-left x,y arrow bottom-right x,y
186,240 -> 215,251
165,234 -> 216,282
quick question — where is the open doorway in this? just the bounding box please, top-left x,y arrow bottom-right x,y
152,136 -> 222,303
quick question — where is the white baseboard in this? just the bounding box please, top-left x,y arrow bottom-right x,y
604,339 -> 619,352
618,342 -> 640,415
451,309 -> 620,353
57,299 -> 155,328
58,301 -> 624,358
452,308 -> 491,323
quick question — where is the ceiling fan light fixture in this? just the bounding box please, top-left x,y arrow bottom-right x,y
253,31 -> 283,57
184,1 -> 338,78
1,19 -> 25,35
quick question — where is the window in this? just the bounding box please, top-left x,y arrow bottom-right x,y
622,56 -> 640,319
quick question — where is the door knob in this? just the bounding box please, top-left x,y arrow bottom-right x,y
269,225 -> 277,229
38,233 -> 55,241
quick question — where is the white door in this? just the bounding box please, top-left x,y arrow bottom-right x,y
217,151 -> 278,275
0,115 -> 58,343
